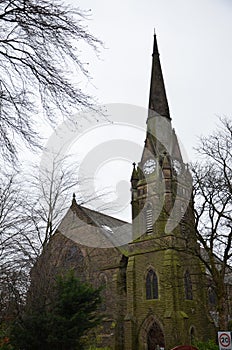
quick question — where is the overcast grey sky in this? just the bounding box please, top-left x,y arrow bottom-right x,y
47,0 -> 232,221
68,0 -> 232,159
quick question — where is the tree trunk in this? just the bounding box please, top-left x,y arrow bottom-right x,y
217,283 -> 228,330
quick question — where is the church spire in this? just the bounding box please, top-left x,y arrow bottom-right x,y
148,31 -> 170,120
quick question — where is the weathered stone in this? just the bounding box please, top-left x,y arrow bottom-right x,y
30,33 -> 217,350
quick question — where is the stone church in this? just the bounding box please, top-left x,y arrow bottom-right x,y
31,34 -> 216,349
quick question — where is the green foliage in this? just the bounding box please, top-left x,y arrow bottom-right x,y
87,347 -> 111,350
0,343 -> 14,350
10,271 -> 102,350
0,323 -> 14,350
228,319 -> 232,331
193,339 -> 218,350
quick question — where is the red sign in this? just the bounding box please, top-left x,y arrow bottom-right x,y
218,332 -> 232,350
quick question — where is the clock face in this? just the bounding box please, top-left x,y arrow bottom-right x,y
143,159 -> 156,174
173,159 -> 182,174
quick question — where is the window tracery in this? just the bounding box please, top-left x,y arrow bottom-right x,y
146,269 -> 158,300
184,270 -> 193,300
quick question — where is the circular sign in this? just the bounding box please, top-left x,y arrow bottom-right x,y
219,333 -> 231,348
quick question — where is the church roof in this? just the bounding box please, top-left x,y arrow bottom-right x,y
56,194 -> 132,249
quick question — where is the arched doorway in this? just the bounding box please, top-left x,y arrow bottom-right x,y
140,316 -> 165,350
147,321 -> 165,350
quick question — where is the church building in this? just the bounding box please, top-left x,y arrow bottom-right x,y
31,34 -> 215,349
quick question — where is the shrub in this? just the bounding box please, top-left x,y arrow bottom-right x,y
193,339 -> 218,350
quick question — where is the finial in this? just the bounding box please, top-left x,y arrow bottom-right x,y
152,30 -> 159,56
72,192 -> 76,205
131,162 -> 139,184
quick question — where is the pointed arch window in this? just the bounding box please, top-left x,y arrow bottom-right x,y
190,326 -> 196,344
98,273 -> 107,311
146,269 -> 158,300
184,270 -> 193,300
208,286 -> 217,306
146,203 -> 153,234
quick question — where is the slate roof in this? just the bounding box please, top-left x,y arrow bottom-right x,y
57,195 -> 132,249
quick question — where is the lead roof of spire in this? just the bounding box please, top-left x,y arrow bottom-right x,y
148,31 -> 170,120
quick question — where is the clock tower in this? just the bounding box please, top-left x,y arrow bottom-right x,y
125,34 -> 215,350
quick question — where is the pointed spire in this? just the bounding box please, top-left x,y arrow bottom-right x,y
72,192 -> 77,206
148,31 -> 170,120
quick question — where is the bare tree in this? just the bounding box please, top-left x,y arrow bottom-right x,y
0,156 -> 80,318
0,170 -> 31,324
1,152 -> 107,284
0,150 -> 114,329
24,154 -> 82,251
191,117 -> 232,330
0,0 -> 102,161
0,267 -> 27,323
0,170 -> 29,267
